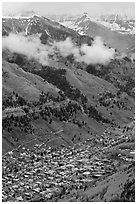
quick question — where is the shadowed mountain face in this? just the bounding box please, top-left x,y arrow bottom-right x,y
2,15 -> 93,45
2,14 -> 135,202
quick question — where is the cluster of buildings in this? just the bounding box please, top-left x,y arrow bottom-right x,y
2,119 -> 134,202
3,139 -> 117,202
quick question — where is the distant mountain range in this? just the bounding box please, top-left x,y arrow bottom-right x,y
52,13 -> 135,54
99,14 -> 135,34
52,13 -> 135,35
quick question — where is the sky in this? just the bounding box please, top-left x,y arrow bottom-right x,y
2,2 -> 135,17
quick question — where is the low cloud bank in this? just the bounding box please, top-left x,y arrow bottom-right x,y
2,33 -> 115,65
78,37 -> 115,65
2,33 -> 51,65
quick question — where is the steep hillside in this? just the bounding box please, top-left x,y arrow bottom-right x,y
2,60 -> 59,102
2,53 -> 134,155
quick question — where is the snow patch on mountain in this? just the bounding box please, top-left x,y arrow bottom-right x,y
57,13 -> 135,35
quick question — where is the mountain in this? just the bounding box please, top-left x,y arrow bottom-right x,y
99,14 -> 135,34
2,14 -> 135,202
2,14 -> 135,152
57,13 -> 135,54
2,15 -> 92,45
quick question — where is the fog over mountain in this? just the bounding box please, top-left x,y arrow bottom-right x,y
3,33 -> 115,65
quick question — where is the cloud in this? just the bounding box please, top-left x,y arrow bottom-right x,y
2,33 -> 115,66
54,36 -> 115,65
2,33 -> 51,65
78,36 -> 115,65
53,37 -> 80,58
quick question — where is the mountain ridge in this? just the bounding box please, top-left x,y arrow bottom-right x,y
56,13 -> 135,54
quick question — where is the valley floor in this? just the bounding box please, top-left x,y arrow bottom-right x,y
2,126 -> 135,202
